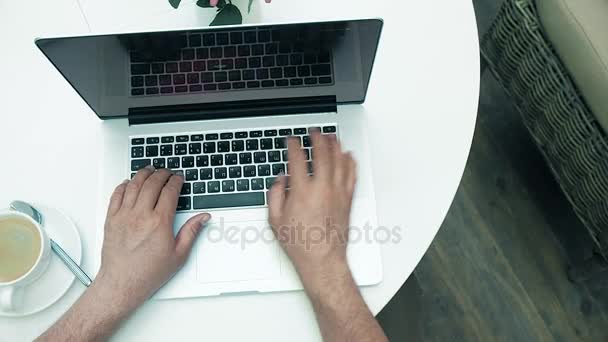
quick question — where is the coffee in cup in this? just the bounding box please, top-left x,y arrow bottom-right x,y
0,210 -> 51,313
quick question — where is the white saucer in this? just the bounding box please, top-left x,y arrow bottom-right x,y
0,204 -> 82,317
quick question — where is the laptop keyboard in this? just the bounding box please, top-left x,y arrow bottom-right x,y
129,28 -> 335,97
129,124 -> 338,211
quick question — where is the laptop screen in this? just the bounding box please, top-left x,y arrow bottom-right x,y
35,19 -> 383,119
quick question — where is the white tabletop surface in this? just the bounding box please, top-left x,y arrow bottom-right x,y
0,0 -> 479,340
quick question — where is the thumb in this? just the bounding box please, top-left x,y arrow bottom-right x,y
175,213 -> 211,263
267,173 -> 286,225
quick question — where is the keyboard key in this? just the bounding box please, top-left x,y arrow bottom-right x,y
167,157 -> 180,168
251,178 -> 264,190
196,47 -> 209,59
211,154 -> 223,166
146,87 -> 159,95
132,147 -> 144,158
215,71 -> 228,82
208,60 -> 220,71
238,45 -> 251,57
303,136 -> 311,147
131,76 -> 144,87
214,167 -> 227,179
153,158 -> 165,169
233,81 -> 246,89
264,130 -> 277,137
196,155 -> 209,167
216,32 -> 229,45
261,138 -> 273,150
193,182 -> 206,194
250,130 -> 263,138
182,156 -> 194,168
243,69 -> 255,80
210,47 -> 223,59
294,128 -> 307,135
131,138 -> 145,145
279,129 -> 292,136
204,84 -> 217,91
182,49 -> 195,60
229,166 -> 242,178
323,126 -> 337,133
311,64 -> 332,76
237,179 -> 250,191
235,58 -> 248,69
263,56 -> 275,67
239,152 -> 252,164
200,168 -> 213,180
187,73 -> 200,84
206,133 -> 219,140
232,140 -> 245,151
201,72 -> 214,83
272,163 -> 285,175
298,66 -> 311,77
245,139 -> 259,151
176,85 -> 188,93
274,137 -> 286,149
189,34 -> 202,47
189,143 -> 202,154
203,142 -> 216,153
261,80 -> 274,87
179,61 -> 192,72
290,78 -> 303,86
290,54 -> 303,65
208,181 -> 220,193
185,169 -> 198,181
236,131 -> 248,138
224,47 -> 236,58
252,44 -> 264,56
181,183 -> 191,195
222,180 -> 235,192
191,134 -> 204,141
243,165 -> 256,177
218,141 -> 230,152
265,42 -> 278,54
276,79 -> 289,87
176,135 -> 189,142
246,81 -> 260,88
161,137 -> 174,144
225,153 -> 238,165
220,82 -> 233,92
304,53 -> 316,64
161,86 -> 174,94
266,177 -> 277,189
193,192 -> 265,209
229,70 -> 241,81
254,151 -> 267,163
177,197 -> 191,211
230,31 -> 243,44
268,151 -> 281,162
258,164 -> 270,176
175,144 -> 187,155
258,30 -> 271,42
305,77 -> 318,85
131,63 -> 150,75
244,31 -> 257,43
220,132 -> 233,140
146,145 -> 159,157
319,76 -> 332,84
249,57 -> 262,68
276,54 -> 289,66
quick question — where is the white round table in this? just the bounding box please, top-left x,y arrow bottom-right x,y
0,0 -> 479,340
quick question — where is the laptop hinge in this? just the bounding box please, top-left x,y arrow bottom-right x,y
128,95 -> 337,125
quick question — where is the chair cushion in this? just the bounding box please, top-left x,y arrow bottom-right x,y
537,0 -> 608,133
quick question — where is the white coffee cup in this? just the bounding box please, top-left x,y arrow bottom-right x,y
0,210 -> 51,313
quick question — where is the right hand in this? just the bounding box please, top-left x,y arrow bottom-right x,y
267,131 -> 357,288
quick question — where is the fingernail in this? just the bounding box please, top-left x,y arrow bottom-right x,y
145,165 -> 155,170
200,213 -> 211,226
121,179 -> 129,184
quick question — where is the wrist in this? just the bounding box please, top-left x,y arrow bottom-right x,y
298,256 -> 354,300
91,270 -> 145,316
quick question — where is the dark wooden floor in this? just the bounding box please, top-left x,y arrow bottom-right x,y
376,1 -> 608,341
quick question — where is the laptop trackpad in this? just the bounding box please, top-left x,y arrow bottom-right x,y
195,220 -> 281,283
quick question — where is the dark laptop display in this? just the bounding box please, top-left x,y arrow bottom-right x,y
35,19 -> 382,119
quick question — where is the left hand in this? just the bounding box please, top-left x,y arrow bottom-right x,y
96,167 -> 211,310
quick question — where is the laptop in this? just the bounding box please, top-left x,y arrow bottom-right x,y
35,19 -> 384,299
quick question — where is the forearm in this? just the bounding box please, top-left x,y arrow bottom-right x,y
36,274 -> 141,342
301,261 -> 388,342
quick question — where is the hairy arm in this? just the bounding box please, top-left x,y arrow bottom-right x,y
268,131 -> 388,342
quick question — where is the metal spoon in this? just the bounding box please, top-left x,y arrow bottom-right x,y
9,200 -> 92,287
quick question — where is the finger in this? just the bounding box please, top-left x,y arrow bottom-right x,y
330,137 -> 345,185
345,153 -> 357,196
155,174 -> 184,213
175,213 -> 211,263
310,130 -> 332,181
210,0 -> 219,6
107,179 -> 129,216
136,169 -> 173,211
287,137 -> 308,188
268,174 -> 286,225
122,165 -> 155,208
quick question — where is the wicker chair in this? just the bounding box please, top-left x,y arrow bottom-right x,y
480,0 -> 608,279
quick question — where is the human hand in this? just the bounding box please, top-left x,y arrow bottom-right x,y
97,167 -> 211,310
267,131 -> 356,290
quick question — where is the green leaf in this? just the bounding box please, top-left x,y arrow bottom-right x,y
169,0 -> 181,9
248,0 -> 254,13
216,0 -> 227,9
210,4 -> 242,26
196,0 -> 213,8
